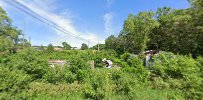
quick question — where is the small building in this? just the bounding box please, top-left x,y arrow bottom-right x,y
54,47 -> 63,51
48,60 -> 66,68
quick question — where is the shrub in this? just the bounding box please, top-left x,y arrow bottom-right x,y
7,50 -> 49,80
0,66 -> 31,99
43,66 -> 76,84
84,69 -> 113,100
151,52 -> 203,99
68,56 -> 89,73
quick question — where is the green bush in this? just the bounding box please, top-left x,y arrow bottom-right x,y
84,69 -> 113,100
43,66 -> 76,84
0,66 -> 31,99
151,52 -> 203,99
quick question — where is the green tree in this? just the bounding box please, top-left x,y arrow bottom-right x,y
105,32 -> 128,54
147,7 -> 202,54
122,12 -> 159,54
17,38 -> 31,49
105,35 -> 117,50
0,7 -> 26,53
0,7 -> 21,53
81,43 -> 88,50
147,7 -> 173,51
62,42 -> 71,50
189,0 -> 203,55
189,0 -> 203,10
47,43 -> 54,52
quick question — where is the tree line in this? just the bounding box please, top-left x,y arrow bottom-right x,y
105,0 -> 203,55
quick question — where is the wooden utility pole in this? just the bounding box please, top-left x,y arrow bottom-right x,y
97,40 -> 100,51
29,36 -> 31,47
23,19 -> 25,48
88,39 -> 90,49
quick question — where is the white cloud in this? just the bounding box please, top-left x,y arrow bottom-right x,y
104,13 -> 114,34
1,0 -> 102,47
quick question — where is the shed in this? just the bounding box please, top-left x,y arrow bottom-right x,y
48,60 -> 66,68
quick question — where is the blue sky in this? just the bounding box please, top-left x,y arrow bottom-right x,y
0,0 -> 190,47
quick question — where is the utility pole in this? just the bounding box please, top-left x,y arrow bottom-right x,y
23,19 -> 26,48
29,36 -> 31,47
88,39 -> 90,49
97,40 -> 100,51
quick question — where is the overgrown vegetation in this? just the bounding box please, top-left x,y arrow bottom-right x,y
0,49 -> 203,99
0,49 -> 203,100
0,0 -> 203,99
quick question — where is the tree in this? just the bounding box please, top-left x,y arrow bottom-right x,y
17,38 -> 31,49
81,43 -> 88,50
47,43 -> 54,52
105,34 -> 126,54
105,35 -> 117,50
62,42 -> 71,50
122,12 -> 159,54
105,5 -> 203,55
147,7 -> 173,51
147,7 -> 203,54
189,0 -> 203,55
0,7 -> 21,53
189,0 -> 203,10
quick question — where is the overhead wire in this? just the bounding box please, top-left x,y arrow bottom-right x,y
5,0 -> 95,44
12,0 -> 77,37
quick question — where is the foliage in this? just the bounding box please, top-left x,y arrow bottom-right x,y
84,69 -> 113,100
105,35 -> 117,50
43,66 -> 76,84
123,12 -> 159,53
62,42 -> 71,50
28,82 -> 84,99
81,43 -> 88,50
1,1 -> 203,99
0,48 -> 203,99
0,66 -> 31,99
150,52 -> 203,99
46,43 -> 54,52
105,2 -> 203,55
0,7 -> 29,54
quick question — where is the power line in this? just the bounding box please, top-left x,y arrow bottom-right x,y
5,0 -> 72,37
5,0 -> 94,44
12,0 -> 77,37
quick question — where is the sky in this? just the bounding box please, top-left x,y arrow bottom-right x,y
0,0 -> 190,47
